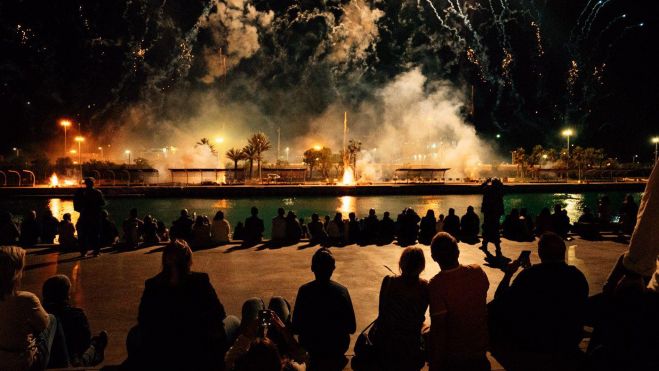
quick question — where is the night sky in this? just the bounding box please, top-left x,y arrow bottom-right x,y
1,0 -> 657,160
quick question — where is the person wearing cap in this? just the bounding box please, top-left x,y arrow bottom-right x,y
73,178 -> 105,257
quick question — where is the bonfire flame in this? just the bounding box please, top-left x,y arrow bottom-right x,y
341,167 -> 355,185
49,173 -> 59,187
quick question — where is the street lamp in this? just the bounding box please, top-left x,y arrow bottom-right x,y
561,129 -> 574,162
652,137 -> 659,164
98,147 -> 104,161
74,136 -> 85,180
60,119 -> 72,157
285,147 -> 290,162
125,150 -> 131,166
12,147 -> 20,157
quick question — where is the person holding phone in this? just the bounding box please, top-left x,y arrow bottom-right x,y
488,232 -> 589,370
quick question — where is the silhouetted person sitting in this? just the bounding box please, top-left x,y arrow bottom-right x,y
141,215 -> 159,246
597,196 -> 612,224
428,232 -> 490,371
551,204 -> 571,239
122,208 -> 143,250
19,210 -> 40,246
73,177 -> 105,257
460,206 -> 480,244
57,213 -> 77,250
619,194 -> 638,235
0,211 -> 20,245
574,207 -> 600,240
362,209 -> 379,245
99,210 -> 119,247
156,220 -> 169,242
233,222 -> 246,241
345,212 -> 360,244
225,298 -> 307,371
292,248 -> 356,370
128,240 -> 228,371
442,208 -> 461,241
371,247 -> 429,371
170,209 -> 194,243
244,207 -> 264,246
42,275 -> 107,366
535,207 -> 553,236
436,213 -> 445,233
211,211 -> 232,244
271,208 -> 287,243
299,217 -> 308,239
398,208 -> 420,246
419,209 -> 437,245
191,215 -> 211,249
377,211 -> 395,245
308,214 -> 327,246
519,208 -> 534,241
326,213 -> 345,246
488,232 -> 589,371
40,209 -> 59,244
502,208 -> 526,242
285,211 -> 302,244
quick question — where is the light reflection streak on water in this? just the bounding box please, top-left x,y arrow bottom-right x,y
71,262 -> 84,306
337,196 -> 357,216
556,193 -> 584,222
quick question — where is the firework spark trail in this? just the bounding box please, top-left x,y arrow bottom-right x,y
599,23 -> 645,74
423,0 -> 465,45
583,0 -> 615,42
570,0 -> 598,44
591,14 -> 628,56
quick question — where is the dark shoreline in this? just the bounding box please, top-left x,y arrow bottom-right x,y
0,182 -> 646,199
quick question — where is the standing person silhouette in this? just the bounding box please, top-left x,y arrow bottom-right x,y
73,178 -> 106,257
480,178 -> 505,260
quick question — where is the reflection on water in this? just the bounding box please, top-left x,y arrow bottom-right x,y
337,196 -> 356,215
2,191 -> 640,237
560,193 -> 584,223
71,262 -> 84,306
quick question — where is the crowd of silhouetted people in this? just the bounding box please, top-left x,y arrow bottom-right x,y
1,178 -> 655,371
3,228 -> 658,371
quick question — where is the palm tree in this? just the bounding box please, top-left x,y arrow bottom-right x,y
225,147 -> 247,183
195,137 -> 217,154
248,132 -> 272,181
242,144 -> 257,179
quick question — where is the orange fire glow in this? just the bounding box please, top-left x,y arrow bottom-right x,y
341,167 -> 355,185
49,173 -> 59,187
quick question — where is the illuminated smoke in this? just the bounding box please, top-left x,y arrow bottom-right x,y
199,0 -> 274,83
327,0 -> 384,66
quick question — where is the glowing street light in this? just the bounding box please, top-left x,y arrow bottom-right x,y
652,137 -> 659,164
561,129 -> 574,161
313,144 -> 322,151
12,147 -> 20,157
60,119 -> 72,156
97,147 -> 104,161
285,147 -> 290,162
125,150 -> 132,166
74,136 -> 85,180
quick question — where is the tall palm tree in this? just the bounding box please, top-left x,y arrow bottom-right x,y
225,147 -> 247,183
248,132 -> 272,181
195,137 -> 216,154
242,144 -> 257,179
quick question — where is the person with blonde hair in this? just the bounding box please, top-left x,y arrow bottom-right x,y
372,246 -> 429,370
0,246 -> 58,370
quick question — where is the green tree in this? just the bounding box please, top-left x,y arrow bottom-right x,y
242,144 -> 257,179
512,147 -> 527,179
248,132 -> 271,181
225,147 -> 247,181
